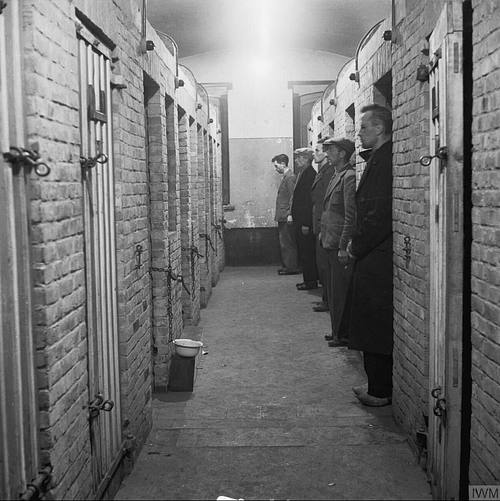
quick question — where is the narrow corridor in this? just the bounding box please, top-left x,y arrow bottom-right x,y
116,267 -> 432,500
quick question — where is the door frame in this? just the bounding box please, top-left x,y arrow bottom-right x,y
427,2 -> 465,498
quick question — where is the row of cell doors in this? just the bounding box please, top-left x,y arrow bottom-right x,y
0,4 -> 122,498
1,0 -> 467,499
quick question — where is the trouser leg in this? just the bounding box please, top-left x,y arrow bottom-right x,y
328,249 -> 353,339
278,222 -> 299,271
363,351 -> 393,398
316,238 -> 329,303
295,227 -> 319,283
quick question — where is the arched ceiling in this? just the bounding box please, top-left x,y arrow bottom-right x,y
147,0 -> 392,59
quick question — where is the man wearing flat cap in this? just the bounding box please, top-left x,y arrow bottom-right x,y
311,138 -> 335,311
288,148 -> 320,290
320,137 -> 356,347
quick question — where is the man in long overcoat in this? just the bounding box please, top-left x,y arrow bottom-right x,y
273,153 -> 299,275
288,148 -> 320,290
311,139 -> 335,310
345,104 -> 393,407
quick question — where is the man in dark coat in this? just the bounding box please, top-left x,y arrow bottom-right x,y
311,139 -> 335,310
344,104 -> 393,407
288,148 -> 320,290
273,153 -> 299,275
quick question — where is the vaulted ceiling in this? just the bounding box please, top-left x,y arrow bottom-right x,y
147,0 -> 392,59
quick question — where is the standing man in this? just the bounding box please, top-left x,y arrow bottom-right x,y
320,138 -> 356,346
288,148 -> 320,290
311,138 -> 335,311
344,104 -> 393,407
272,153 -> 299,275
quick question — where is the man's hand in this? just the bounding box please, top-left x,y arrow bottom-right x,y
338,249 -> 349,266
287,215 -> 293,225
301,226 -> 310,235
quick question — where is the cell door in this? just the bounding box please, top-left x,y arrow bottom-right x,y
0,2 -> 43,498
426,2 -> 464,499
78,28 -> 122,497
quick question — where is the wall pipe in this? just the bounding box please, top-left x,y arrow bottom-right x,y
320,80 -> 337,123
351,19 -> 385,81
328,57 -> 354,110
155,29 -> 179,78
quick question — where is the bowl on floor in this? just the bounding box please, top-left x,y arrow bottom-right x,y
173,339 -> 203,357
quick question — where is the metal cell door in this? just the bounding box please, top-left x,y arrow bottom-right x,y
78,28 -> 122,497
0,2 -> 44,498
426,2 -> 464,499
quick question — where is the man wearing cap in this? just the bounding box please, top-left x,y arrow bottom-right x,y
288,148 -> 320,290
272,153 -> 300,275
320,138 -> 356,347
311,138 -> 335,311
344,104 -> 393,407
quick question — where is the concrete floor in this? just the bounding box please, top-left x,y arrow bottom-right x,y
115,266 -> 432,501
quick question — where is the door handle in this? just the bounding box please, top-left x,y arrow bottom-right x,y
419,146 -> 448,166
89,393 -> 115,419
431,387 -> 446,418
433,397 -> 447,417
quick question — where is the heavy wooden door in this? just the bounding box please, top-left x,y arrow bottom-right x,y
78,28 -> 122,497
427,2 -> 464,499
0,2 -> 43,498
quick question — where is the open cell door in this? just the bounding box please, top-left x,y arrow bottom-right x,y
427,2 -> 464,499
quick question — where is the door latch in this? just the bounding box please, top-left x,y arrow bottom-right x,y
419,146 -> 448,166
431,387 -> 447,418
89,393 -> 114,419
3,146 -> 51,177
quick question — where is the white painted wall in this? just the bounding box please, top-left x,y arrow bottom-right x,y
181,48 -> 349,227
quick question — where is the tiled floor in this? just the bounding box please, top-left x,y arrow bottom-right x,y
115,266 -> 432,500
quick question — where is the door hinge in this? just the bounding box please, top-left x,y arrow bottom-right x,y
20,465 -> 53,501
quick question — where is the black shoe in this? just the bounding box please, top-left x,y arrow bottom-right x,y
278,268 -> 300,275
313,302 -> 329,312
324,334 -> 334,341
297,281 -> 319,291
328,338 -> 348,347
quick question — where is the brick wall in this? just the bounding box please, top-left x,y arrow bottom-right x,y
390,0 -> 440,448
24,0 -> 93,497
470,0 -> 500,484
21,0 -> 224,497
310,0 -> 500,487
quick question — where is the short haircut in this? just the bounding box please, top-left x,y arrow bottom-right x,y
361,104 -> 392,134
272,153 -> 289,165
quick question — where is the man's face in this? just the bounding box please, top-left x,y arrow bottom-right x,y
313,144 -> 327,164
273,161 -> 286,174
294,155 -> 309,169
359,112 -> 380,149
324,145 -> 344,167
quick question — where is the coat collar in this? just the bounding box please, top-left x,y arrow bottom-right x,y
323,163 -> 354,201
357,141 -> 392,193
